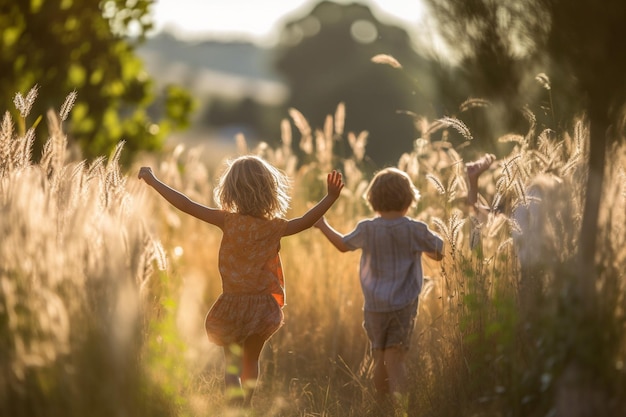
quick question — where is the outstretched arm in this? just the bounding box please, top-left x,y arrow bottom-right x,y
466,153 -> 495,217
283,170 -> 344,236
313,217 -> 350,252
138,167 -> 225,228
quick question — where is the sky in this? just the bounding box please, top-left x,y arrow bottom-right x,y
150,0 -> 426,45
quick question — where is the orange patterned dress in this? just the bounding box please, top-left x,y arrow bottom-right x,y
204,212 -> 288,346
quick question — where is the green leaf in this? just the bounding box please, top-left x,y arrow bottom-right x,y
30,0 -> 43,13
68,63 -> 86,87
2,27 -> 22,48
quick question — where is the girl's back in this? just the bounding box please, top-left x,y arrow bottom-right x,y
219,212 -> 287,307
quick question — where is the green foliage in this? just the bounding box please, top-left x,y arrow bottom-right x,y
0,0 -> 194,162
421,0 -> 626,157
540,0 -> 626,112
144,271 -> 192,410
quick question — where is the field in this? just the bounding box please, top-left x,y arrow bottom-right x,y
1,92 -> 625,417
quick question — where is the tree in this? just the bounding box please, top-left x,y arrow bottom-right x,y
538,0 -> 626,287
536,2 -> 626,414
424,0 -> 626,414
273,1 -> 439,168
0,0 -> 194,161
421,0 -> 556,154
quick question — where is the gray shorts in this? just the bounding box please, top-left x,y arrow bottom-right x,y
363,298 -> 419,351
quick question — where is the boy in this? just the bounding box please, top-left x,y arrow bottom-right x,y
314,167 -> 443,410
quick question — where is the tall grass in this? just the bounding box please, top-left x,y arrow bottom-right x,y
1,88 -> 173,417
1,87 -> 625,417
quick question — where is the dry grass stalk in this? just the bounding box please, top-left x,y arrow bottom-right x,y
4,90 -> 622,417
40,110 -> 67,178
13,85 -> 38,119
288,107 -> 313,154
425,116 -> 474,141
459,98 -> 491,112
334,102 -> 345,136
370,54 -> 402,69
535,72 -> 551,90
347,130 -> 367,163
427,173 -> 446,195
59,90 -> 77,122
236,132 -> 248,155
1,92 -> 171,417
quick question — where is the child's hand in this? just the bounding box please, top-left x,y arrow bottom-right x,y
138,166 -> 155,184
466,153 -> 496,181
327,170 -> 344,199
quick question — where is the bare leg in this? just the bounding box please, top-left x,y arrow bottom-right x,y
384,346 -> 408,396
241,334 -> 266,406
372,349 -> 390,400
384,346 -> 409,414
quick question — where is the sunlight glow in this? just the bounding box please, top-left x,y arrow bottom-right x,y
150,0 -> 425,43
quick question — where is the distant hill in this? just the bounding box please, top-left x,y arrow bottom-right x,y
137,32 -> 288,105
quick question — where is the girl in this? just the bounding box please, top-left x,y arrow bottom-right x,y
138,155 -> 344,406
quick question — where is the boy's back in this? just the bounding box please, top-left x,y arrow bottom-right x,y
343,216 -> 443,312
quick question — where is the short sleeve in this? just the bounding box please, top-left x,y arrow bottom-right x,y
413,222 -> 444,254
342,220 -> 367,250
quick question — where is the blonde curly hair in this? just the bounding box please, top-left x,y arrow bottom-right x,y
214,155 -> 291,219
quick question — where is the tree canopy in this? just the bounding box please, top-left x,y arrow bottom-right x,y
423,1 -> 626,414
0,0 -> 194,161
422,0 -> 626,141
273,1 -> 440,168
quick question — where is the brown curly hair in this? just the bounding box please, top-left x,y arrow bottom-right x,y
365,167 -> 420,212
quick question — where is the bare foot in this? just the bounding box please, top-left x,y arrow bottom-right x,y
466,153 -> 496,181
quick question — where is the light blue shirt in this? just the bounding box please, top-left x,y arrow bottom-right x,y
343,216 -> 443,312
